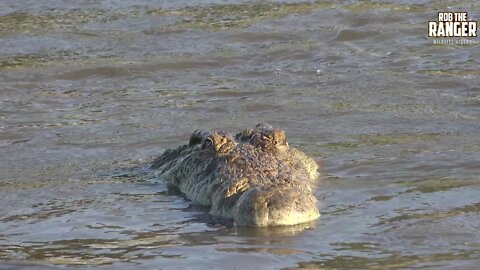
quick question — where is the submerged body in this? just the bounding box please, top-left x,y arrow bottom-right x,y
152,124 -> 320,226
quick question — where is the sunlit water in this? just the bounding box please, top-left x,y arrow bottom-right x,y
1,0 -> 480,269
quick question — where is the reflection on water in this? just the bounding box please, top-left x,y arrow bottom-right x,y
1,0 -> 480,269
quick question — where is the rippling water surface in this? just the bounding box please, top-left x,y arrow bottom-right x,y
1,0 -> 480,269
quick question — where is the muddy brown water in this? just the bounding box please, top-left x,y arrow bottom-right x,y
1,1 -> 480,269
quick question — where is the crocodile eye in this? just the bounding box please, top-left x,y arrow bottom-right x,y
202,138 -> 213,150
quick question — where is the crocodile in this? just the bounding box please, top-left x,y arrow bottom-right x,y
151,123 -> 320,227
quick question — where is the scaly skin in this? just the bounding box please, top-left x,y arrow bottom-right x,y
151,124 -> 320,226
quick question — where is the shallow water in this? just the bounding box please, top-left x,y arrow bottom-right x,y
1,0 -> 480,269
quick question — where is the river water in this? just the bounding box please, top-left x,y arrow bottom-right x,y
1,0 -> 480,269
